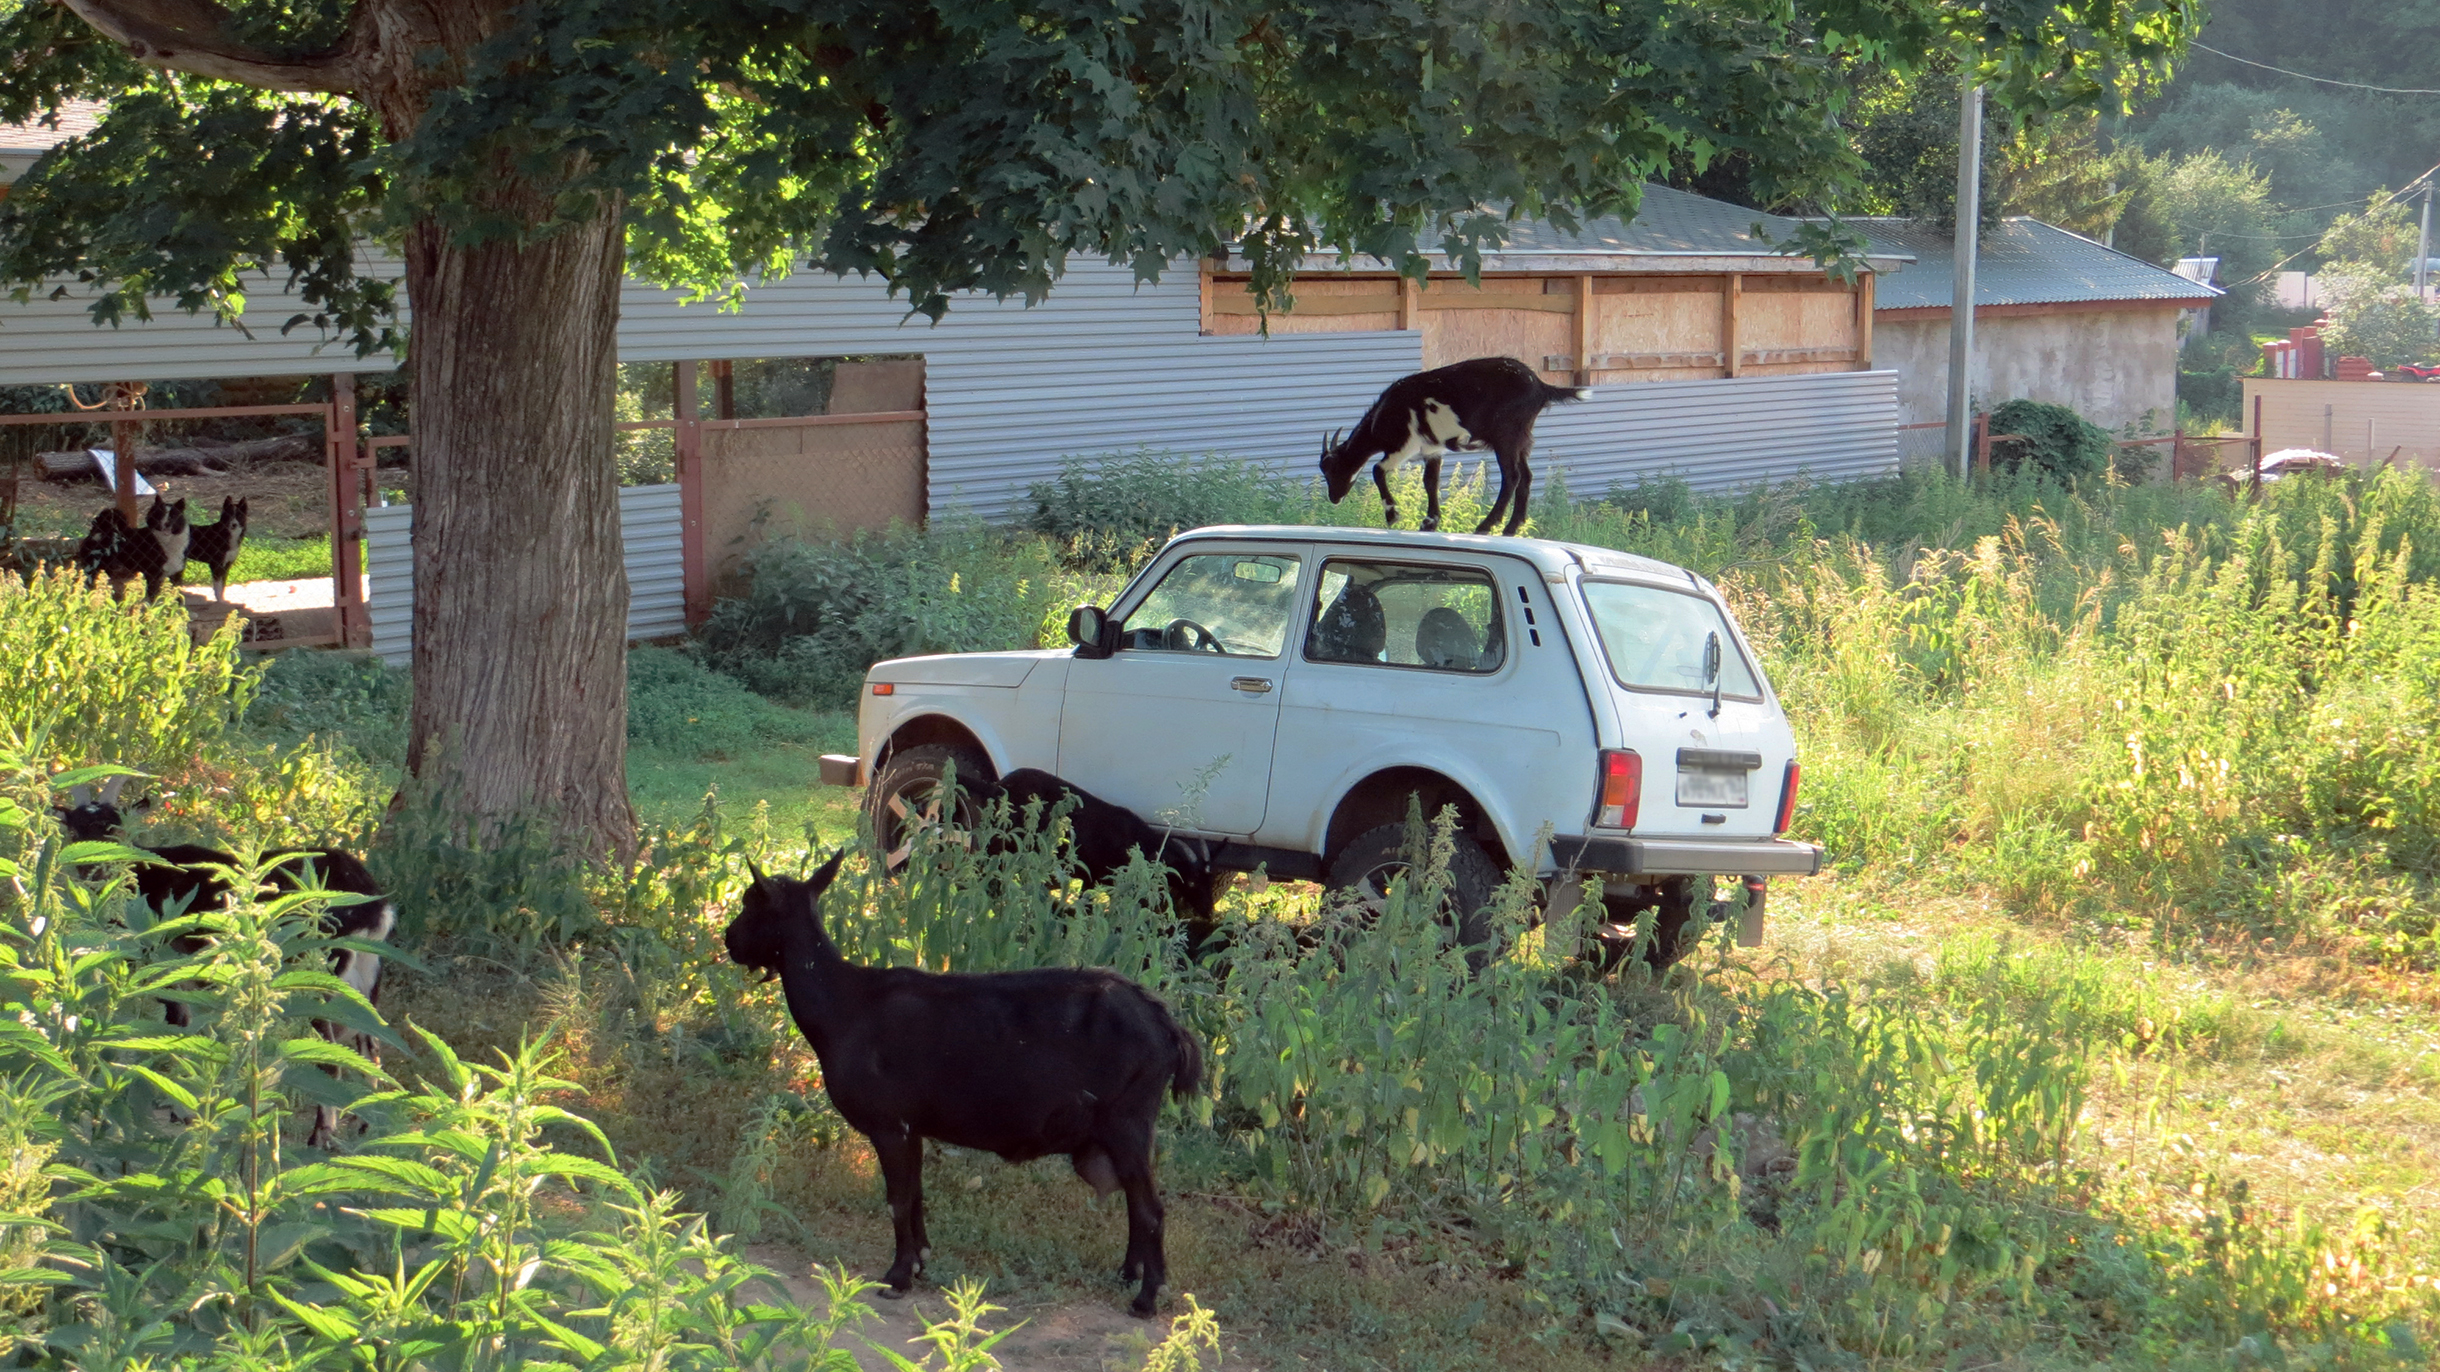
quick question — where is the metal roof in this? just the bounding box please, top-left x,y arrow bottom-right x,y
1850,217 -> 2222,310
1225,184 -> 1914,274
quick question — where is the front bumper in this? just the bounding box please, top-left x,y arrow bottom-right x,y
1549,834 -> 1823,877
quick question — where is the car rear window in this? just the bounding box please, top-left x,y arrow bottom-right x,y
1579,580 -> 1761,698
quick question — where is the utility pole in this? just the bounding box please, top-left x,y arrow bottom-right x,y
1944,82 -> 1984,482
2417,179 -> 2433,305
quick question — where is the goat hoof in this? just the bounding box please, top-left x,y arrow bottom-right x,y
880,1284 -> 911,1301
1129,1293 -> 1159,1318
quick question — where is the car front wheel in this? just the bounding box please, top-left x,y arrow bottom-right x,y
864,744 -> 993,873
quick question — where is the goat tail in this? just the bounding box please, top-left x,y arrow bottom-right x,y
1544,381 -> 1594,404
1166,1015 -> 1205,1103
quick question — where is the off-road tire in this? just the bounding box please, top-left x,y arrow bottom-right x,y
864,744 -> 994,874
1324,822 -> 1502,952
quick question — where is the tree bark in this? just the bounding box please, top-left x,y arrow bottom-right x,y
402,206 -> 636,858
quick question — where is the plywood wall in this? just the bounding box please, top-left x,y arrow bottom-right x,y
1205,270 -> 1867,386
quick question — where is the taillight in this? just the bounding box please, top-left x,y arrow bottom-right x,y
1773,760 -> 1800,834
1594,750 -> 1641,829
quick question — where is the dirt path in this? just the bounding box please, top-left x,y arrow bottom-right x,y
742,1243 -> 1191,1371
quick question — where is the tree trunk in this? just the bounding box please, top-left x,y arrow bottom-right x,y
402,206 -> 636,858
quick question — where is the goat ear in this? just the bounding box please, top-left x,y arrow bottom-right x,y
97,774 -> 128,806
807,847 -> 849,896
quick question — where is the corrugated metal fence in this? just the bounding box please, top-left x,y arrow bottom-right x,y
363,484 -> 686,667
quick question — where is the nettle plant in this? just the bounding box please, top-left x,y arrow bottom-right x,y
0,770 -> 949,1370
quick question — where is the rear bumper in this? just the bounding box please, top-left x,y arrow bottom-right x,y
1549,834 -> 1823,877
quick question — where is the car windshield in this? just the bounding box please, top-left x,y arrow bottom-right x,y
1121,552 -> 1303,656
1579,580 -> 1761,697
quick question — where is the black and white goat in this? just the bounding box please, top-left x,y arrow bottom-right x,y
181,496 -> 249,601
53,778 -> 395,1150
73,496 -> 190,601
982,769 -> 1230,953
725,851 -> 1202,1316
1320,355 -> 1589,536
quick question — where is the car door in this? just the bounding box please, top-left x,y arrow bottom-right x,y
1262,551 -> 1574,856
1057,544 -> 1308,835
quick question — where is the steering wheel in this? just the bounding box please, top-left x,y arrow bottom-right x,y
1163,618 -> 1225,653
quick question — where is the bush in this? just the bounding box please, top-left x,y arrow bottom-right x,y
1027,451 -> 1298,568
1987,399 -> 2113,483
698,519 -> 1106,706
2318,263 -> 2440,369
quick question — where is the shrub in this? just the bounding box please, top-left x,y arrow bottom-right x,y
2318,264 -> 2440,369
1987,399 -> 2114,483
1026,451 -> 1299,567
698,519 -> 1104,706
0,568 -> 252,779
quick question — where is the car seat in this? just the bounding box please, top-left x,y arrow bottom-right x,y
1311,583 -> 1387,662
1414,607 -> 1480,670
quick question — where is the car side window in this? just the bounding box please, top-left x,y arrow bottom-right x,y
1119,553 -> 1303,657
1304,560 -> 1506,672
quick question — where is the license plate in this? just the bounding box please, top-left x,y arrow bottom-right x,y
1675,768 -> 1749,808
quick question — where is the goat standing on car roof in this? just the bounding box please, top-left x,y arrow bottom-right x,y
1320,355 -> 1589,537
52,776 -> 395,1150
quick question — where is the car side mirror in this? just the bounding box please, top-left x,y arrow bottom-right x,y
1067,605 -> 1115,659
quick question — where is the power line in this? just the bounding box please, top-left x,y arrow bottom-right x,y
2190,42 -> 2440,96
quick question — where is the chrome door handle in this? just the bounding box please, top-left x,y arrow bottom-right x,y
1229,676 -> 1273,694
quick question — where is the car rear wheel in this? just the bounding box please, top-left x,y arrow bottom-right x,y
864,744 -> 993,873
1324,822 -> 1501,952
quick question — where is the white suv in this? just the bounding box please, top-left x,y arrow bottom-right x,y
837,525 -> 1820,962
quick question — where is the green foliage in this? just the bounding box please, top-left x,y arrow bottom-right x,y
0,567 -> 251,779
1025,453 -> 1305,569
1987,399 -> 2115,483
2316,266 -> 2440,368
698,519 -> 1099,707
0,0 -> 2198,342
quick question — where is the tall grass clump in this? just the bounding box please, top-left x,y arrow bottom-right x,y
0,568 -> 251,775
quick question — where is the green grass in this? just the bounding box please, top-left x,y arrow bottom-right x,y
227,532 -> 331,583
15,462 -> 2440,1370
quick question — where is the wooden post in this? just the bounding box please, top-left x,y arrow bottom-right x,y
711,358 -> 736,421
1574,274 -> 1595,386
2251,392 -> 2264,497
1721,275 -> 1742,378
1855,271 -> 1875,369
2170,425 -> 2184,483
327,373 -> 369,647
110,407 -> 141,525
675,361 -> 709,627
1973,412 -> 1993,476
1398,276 -> 1420,332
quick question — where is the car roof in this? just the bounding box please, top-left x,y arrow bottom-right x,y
1168,524 -> 1703,587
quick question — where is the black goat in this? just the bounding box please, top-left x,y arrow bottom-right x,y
983,769 -> 1229,953
52,783 -> 395,1150
181,496 -> 250,601
725,851 -> 1202,1316
1320,355 -> 1589,536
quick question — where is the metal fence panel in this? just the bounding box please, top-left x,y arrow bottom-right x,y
1529,370 -> 1902,495
363,484 -> 688,667
615,260 -> 1429,521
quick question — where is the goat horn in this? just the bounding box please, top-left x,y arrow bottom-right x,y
746,858 -> 767,886
98,774 -> 128,805
64,784 -> 91,809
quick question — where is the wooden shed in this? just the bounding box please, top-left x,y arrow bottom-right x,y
1203,186 -> 1909,389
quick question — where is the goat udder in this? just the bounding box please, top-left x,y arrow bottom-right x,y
1072,1147 -> 1121,1196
